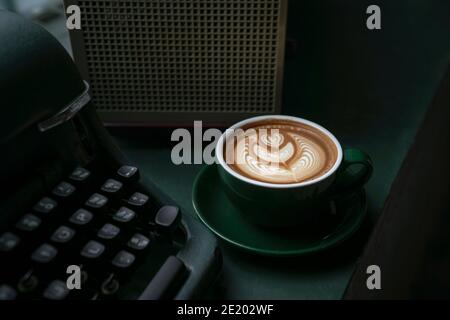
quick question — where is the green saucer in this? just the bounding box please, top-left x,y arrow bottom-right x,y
192,165 -> 367,257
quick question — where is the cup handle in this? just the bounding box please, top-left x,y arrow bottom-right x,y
331,148 -> 373,193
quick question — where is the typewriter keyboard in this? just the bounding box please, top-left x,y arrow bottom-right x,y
0,164 -> 187,300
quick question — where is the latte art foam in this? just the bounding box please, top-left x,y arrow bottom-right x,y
225,120 -> 338,184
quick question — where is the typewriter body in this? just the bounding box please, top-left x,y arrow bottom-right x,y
0,10 -> 220,300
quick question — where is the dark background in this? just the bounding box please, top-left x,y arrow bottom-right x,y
115,0 -> 450,298
282,0 -> 450,222
2,0 -> 450,299
112,1 -> 450,299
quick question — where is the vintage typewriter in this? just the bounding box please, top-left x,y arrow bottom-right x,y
0,10 -> 220,300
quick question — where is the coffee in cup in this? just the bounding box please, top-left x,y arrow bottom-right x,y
216,115 -> 373,228
224,119 -> 339,185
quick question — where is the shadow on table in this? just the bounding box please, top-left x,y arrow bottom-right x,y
210,213 -> 374,299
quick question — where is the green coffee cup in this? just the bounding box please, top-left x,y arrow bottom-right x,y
216,115 -> 373,228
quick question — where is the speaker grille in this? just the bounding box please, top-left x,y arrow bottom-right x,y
71,0 -> 287,124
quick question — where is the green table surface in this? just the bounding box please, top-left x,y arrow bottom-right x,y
112,1 -> 450,299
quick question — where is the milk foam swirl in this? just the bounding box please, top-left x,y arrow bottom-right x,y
226,121 -> 337,184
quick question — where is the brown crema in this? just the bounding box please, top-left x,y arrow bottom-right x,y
224,119 -> 339,184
